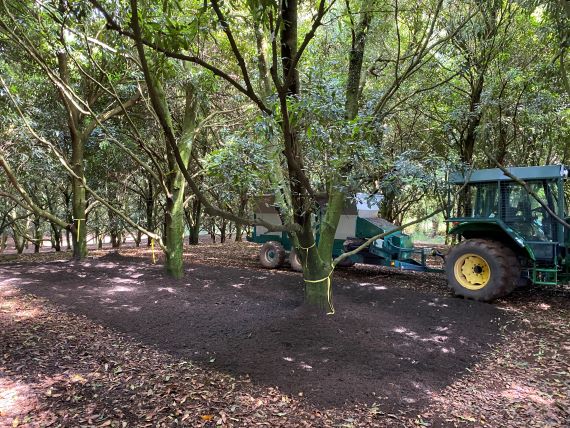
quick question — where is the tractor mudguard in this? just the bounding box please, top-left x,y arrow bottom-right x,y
448,218 -> 536,261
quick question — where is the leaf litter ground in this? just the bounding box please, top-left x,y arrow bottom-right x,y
0,242 -> 568,427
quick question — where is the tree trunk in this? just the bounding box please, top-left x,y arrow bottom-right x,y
187,198 -> 201,245
70,174 -> 87,259
130,19 -> 196,278
58,52 -> 87,260
63,190 -> 72,250
146,175 -> 154,247
0,233 -> 7,253
110,233 -> 120,248
254,22 -> 272,98
234,196 -> 248,241
33,215 -> 42,253
456,74 -> 484,218
12,226 -> 25,254
164,172 -> 186,277
65,227 -> 71,250
164,82 -> 197,278
219,220 -> 227,244
298,2 -> 373,311
46,190 -> 62,251
109,208 -> 122,248
50,223 -> 62,251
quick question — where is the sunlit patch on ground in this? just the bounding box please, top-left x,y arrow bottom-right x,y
0,378 -> 38,424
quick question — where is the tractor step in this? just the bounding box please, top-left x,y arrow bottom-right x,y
532,267 -> 559,286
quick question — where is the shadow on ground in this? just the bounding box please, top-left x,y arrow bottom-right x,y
0,254 -> 512,412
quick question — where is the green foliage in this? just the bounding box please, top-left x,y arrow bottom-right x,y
205,137 -> 267,192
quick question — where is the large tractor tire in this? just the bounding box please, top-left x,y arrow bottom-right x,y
259,241 -> 285,269
289,249 -> 303,272
445,239 -> 519,302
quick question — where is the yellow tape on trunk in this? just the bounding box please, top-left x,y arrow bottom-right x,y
298,242 -> 315,263
74,218 -> 85,240
303,269 -> 335,315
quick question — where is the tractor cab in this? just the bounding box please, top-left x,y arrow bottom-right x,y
446,165 -> 569,301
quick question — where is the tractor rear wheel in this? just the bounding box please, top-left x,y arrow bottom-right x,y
445,239 -> 519,302
259,241 -> 285,269
289,249 -> 303,272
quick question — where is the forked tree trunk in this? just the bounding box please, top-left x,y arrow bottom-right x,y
294,1 -> 373,311
109,208 -> 122,248
50,223 -> 62,251
12,226 -> 25,254
58,52 -> 88,260
277,0 -> 335,309
131,13 -> 197,278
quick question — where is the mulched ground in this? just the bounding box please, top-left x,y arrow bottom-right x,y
0,243 -> 569,427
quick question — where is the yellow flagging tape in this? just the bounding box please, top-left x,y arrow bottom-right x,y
298,242 -> 316,261
303,269 -> 335,315
74,218 -> 85,238
298,242 -> 316,251
151,238 -> 156,264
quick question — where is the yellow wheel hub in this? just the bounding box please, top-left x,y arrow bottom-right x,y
454,253 -> 491,290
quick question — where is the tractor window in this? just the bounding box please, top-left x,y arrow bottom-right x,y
502,180 -> 557,242
467,183 -> 498,218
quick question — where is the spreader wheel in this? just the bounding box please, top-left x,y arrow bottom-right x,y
259,241 -> 286,269
289,249 -> 303,272
445,239 -> 519,302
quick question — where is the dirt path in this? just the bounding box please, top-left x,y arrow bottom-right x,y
2,254 -> 506,411
1,247 -> 568,427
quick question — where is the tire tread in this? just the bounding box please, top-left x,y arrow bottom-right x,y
445,238 -> 520,301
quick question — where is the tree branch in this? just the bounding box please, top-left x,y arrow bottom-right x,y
129,0 -> 296,233
88,0 -> 271,114
82,93 -> 141,137
0,155 -> 69,229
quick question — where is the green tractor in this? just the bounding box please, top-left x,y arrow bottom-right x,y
446,165 -> 569,301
